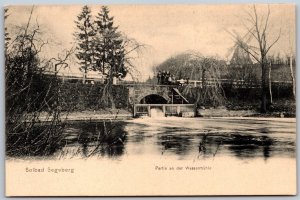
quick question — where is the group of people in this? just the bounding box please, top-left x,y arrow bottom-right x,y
157,71 -> 176,85
157,71 -> 190,86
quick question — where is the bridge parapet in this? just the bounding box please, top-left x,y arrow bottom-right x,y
128,85 -> 174,104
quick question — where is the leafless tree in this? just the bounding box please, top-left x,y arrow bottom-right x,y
182,52 -> 226,107
286,31 -> 296,100
46,47 -> 76,73
231,5 -> 281,113
121,34 -> 145,82
289,55 -> 296,100
5,7 -> 73,156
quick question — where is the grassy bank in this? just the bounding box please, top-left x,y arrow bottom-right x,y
38,98 -> 296,121
37,109 -> 132,122
36,105 -> 295,122
199,99 -> 296,118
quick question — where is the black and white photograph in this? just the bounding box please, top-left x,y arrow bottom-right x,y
4,3 -> 296,196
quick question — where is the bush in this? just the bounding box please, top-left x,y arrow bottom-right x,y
59,82 -> 129,111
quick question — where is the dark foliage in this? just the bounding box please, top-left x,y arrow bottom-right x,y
74,5 -> 96,77
5,7 -> 64,157
59,83 -> 129,111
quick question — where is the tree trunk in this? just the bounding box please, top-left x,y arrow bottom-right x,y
290,55 -> 296,100
202,68 -> 206,89
109,78 -> 116,110
83,72 -> 86,84
261,64 -> 267,113
82,67 -> 87,84
102,59 -> 105,75
106,71 -> 115,109
268,62 -> 273,105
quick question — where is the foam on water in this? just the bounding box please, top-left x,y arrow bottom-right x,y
150,108 -> 165,118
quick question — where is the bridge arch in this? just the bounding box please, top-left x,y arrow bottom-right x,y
136,91 -> 170,104
139,94 -> 168,104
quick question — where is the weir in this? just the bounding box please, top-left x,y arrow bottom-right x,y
133,104 -> 195,117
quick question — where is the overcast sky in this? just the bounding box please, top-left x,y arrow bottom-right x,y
5,4 -> 295,80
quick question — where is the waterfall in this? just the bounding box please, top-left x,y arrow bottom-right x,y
150,108 -> 165,118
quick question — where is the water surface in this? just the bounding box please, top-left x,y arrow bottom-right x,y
56,117 -> 296,161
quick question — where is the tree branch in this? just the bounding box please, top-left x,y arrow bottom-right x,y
266,28 -> 281,54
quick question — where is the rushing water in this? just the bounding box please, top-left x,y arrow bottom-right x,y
52,117 -> 296,161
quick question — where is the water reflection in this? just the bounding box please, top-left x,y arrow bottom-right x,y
10,118 -> 295,161
61,121 -> 127,158
225,134 -> 273,159
158,134 -> 193,155
155,131 -> 279,160
124,118 -> 295,161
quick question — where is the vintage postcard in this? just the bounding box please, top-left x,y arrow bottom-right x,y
5,4 -> 296,196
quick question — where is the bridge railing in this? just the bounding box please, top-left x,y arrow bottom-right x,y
133,104 -> 195,117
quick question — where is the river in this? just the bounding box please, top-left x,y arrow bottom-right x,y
56,117 -> 296,161
6,117 -> 297,195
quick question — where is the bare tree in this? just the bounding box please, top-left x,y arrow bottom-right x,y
231,5 -> 281,113
289,55 -> 296,100
189,53 -> 226,107
155,51 -> 226,107
46,47 -> 76,73
287,31 -> 296,100
5,7 -> 74,156
121,34 -> 145,82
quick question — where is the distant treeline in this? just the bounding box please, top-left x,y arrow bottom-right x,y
151,52 -> 296,84
181,83 -> 294,107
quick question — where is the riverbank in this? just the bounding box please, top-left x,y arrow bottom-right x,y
36,102 -> 295,122
38,109 -> 132,122
52,109 -> 295,122
197,108 -> 295,118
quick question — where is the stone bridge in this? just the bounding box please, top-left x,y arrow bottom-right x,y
127,84 -> 188,105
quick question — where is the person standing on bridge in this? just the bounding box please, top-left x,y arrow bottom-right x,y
157,71 -> 162,85
168,73 -> 173,85
161,70 -> 166,85
166,71 -> 171,85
